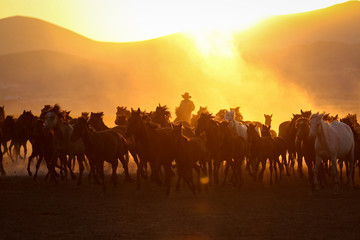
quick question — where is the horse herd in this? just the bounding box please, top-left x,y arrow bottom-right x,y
0,104 -> 358,195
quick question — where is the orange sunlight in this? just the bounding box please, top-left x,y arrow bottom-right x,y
0,0 -> 350,42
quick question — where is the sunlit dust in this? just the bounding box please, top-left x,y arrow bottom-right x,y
200,177 -> 209,185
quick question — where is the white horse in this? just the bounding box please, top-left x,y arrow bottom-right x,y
224,110 -> 247,141
309,113 -> 355,193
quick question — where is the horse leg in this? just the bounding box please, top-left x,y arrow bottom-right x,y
331,157 -> 339,194
77,155 -> 85,186
0,148 -> 5,176
348,149 -> 355,189
222,160 -> 230,187
111,158 -> 118,186
298,155 -> 303,178
269,159 -> 273,185
338,159 -> 343,184
119,155 -> 132,182
66,155 -> 76,180
258,158 -> 266,181
164,161 -> 172,196
34,155 -> 43,181
23,143 -> 27,160
313,155 -> 322,191
27,152 -> 37,176
99,160 -> 106,192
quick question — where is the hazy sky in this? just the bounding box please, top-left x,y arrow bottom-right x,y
0,0 -> 350,42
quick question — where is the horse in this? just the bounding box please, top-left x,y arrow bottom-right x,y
309,113 -> 355,193
126,108 -> 176,195
115,106 -> 131,126
44,105 -> 86,184
223,110 -> 247,141
10,110 -> 36,161
71,117 -> 128,192
218,121 -> 247,187
261,124 -> 287,178
190,106 -> 209,128
88,111 -> 134,182
172,123 -> 207,194
247,123 -> 279,184
1,116 -> 16,158
295,117 -> 326,190
264,114 -> 277,137
151,104 -> 172,128
27,117 -> 61,181
278,113 -> 302,176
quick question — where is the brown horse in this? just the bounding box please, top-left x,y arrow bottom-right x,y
88,111 -> 134,182
261,124 -> 288,178
247,123 -> 279,184
218,121 -> 247,187
115,106 -> 131,126
10,110 -> 36,161
295,117 -> 326,189
278,113 -> 302,176
126,108 -> 176,195
191,106 -> 209,128
1,116 -> 16,159
71,117 -> 128,192
264,114 -> 277,137
172,123 -> 207,194
151,104 -> 172,128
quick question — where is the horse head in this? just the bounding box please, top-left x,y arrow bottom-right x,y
264,114 -> 273,127
224,110 -> 235,121
309,113 -> 324,139
71,117 -> 88,141
195,113 -> 213,136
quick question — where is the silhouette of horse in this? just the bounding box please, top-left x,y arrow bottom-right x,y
218,121 -> 247,187
295,117 -> 326,190
340,116 -> 360,182
172,123 -> 207,194
323,113 -> 339,123
151,104 -> 171,128
126,108 -> 176,195
278,113 -> 302,176
247,124 -> 279,184
196,113 -> 245,186
71,117 -> 127,192
115,106 -> 131,126
261,124 -> 288,177
264,114 -> 277,137
10,110 -> 36,161
190,106 -> 209,128
1,116 -> 16,159
44,105 -> 86,184
309,113 -> 355,193
88,111 -> 134,182
89,112 -> 108,130
27,117 -> 60,181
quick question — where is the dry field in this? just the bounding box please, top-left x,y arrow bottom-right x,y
1,156 -> 360,240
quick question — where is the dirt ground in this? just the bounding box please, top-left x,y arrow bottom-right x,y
1,157 -> 360,240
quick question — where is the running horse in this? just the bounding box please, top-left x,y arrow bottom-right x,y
309,113 -> 355,193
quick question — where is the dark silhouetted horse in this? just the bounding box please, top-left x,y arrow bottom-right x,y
127,108 -> 177,195
247,123 -> 279,184
71,117 -> 128,192
172,123 -> 207,194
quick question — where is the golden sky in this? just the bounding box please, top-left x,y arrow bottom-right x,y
0,0 -> 350,42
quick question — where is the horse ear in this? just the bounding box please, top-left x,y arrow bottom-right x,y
301,109 -> 304,114
270,114 -> 273,117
